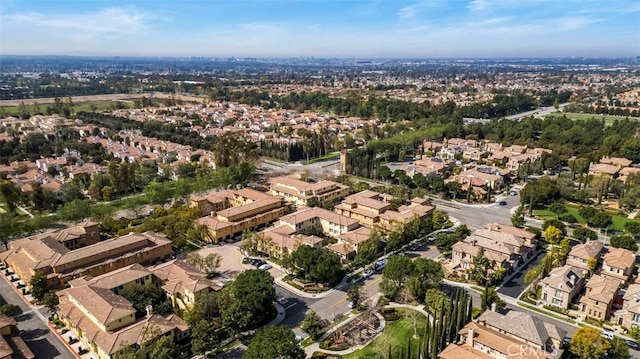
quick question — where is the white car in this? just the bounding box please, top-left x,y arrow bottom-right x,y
276,296 -> 288,305
259,263 -> 272,270
347,301 -> 355,309
601,330 -> 614,340
363,269 -> 374,278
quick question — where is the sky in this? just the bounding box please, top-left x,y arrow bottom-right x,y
0,0 -> 639,58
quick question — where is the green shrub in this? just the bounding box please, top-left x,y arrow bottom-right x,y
559,213 -> 576,223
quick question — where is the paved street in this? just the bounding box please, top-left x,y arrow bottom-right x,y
0,275 -> 75,359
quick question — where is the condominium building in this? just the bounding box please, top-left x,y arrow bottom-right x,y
439,309 -> 565,359
334,191 -> 433,229
268,175 -> 349,206
579,274 -> 619,321
0,231 -> 172,288
57,280 -> 189,359
601,247 -> 636,285
450,223 -> 537,277
0,316 -> 35,359
194,188 -> 289,243
566,241 -> 604,272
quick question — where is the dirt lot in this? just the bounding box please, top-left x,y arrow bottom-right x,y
197,244 -> 246,278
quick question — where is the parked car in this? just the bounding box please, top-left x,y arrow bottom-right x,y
374,258 -> 387,271
562,336 -> 571,347
249,258 -> 261,266
351,275 -> 365,283
498,200 -> 508,206
363,269 -> 374,278
276,296 -> 288,305
347,301 -> 355,309
410,243 -> 421,251
626,340 -> 639,350
253,260 -> 267,268
601,330 -> 614,340
426,235 -> 437,243
259,263 -> 272,270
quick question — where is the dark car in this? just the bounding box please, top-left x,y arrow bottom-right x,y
498,200 -> 507,206
253,260 -> 267,268
626,340 -> 639,350
248,258 -> 260,266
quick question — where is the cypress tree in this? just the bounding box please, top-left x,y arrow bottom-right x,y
388,344 -> 392,359
407,335 -> 412,359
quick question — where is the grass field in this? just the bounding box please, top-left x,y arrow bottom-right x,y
0,100 -> 131,116
533,203 -> 631,232
343,308 -> 427,359
546,112 -> 638,126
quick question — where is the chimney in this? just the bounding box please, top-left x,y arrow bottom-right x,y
491,302 -> 497,312
467,328 -> 475,348
145,305 -> 153,318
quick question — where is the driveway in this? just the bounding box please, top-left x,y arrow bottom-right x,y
498,250 -> 546,299
197,244 -> 246,278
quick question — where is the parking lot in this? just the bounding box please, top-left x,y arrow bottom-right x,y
197,244 -> 246,278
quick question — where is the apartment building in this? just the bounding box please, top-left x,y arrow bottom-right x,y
378,199 -> 434,230
194,189 -> 288,243
445,167 -> 505,192
406,157 -> 453,177
13,222 -> 101,251
439,309 -> 565,359
326,226 -> 373,261
601,247 -> 636,285
149,259 -> 222,309
600,156 -> 633,168
540,265 -> 585,309
0,231 -> 172,288
565,241 -> 604,272
579,274 -> 620,321
614,283 -> 640,328
0,316 -> 35,359
450,223 -> 537,277
268,175 -> 349,206
57,281 -> 189,359
279,207 -> 359,238
334,190 -> 394,226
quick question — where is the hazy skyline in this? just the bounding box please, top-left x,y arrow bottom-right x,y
1,0 -> 639,58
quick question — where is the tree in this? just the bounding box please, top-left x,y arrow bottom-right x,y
347,282 -> 365,310
355,229 -> 382,263
587,257 -> 598,274
570,327 -> 611,359
187,252 -> 221,275
290,246 -> 342,284
57,199 -> 92,221
544,225 -> 562,245
468,248 -> 492,286
0,304 -> 15,317
149,335 -> 180,359
431,210 -> 449,229
380,255 -> 414,298
589,212 -> 612,229
301,310 -> 323,340
120,283 -> 173,318
0,180 -> 21,213
243,325 -> 305,359
573,227 -> 597,243
219,269 -> 275,332
30,272 -> 48,302
424,288 -> 451,314
624,220 -> 640,238
511,206 -> 526,228
608,337 -> 629,359
43,292 -> 59,314
406,258 -> 443,301
549,202 -> 567,218
609,235 -> 638,251
480,286 -> 505,311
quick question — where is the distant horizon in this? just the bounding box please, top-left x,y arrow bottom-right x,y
1,0 -> 639,58
1,54 -> 638,61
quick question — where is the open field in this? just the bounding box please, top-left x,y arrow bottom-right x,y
0,100 -> 133,116
533,203 -> 631,232
342,308 -> 427,359
545,112 -> 639,126
0,92 -> 206,108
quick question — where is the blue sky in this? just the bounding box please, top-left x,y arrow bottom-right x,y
1,0 -> 639,57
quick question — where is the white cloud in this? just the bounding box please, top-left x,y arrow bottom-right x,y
3,7 -> 161,34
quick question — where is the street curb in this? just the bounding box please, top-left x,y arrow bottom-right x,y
47,322 -> 83,359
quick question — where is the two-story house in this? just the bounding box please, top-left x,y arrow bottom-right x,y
540,265 -> 585,309
601,247 -> 636,285
268,175 -> 349,206
614,283 -> 640,329
566,241 -> 604,272
579,274 -> 620,321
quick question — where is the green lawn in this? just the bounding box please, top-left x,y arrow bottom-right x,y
545,112 -> 638,126
533,203 -> 631,232
343,308 -> 427,359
